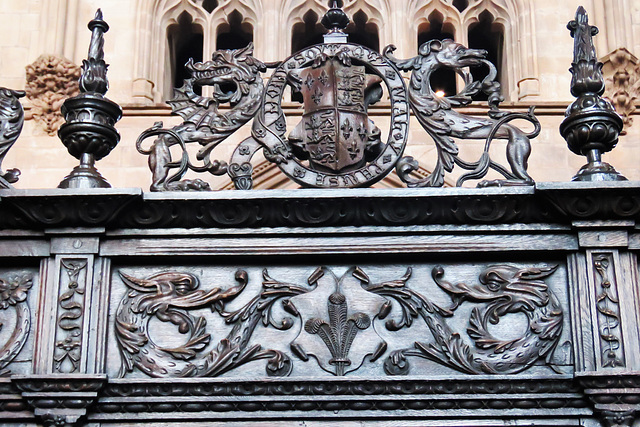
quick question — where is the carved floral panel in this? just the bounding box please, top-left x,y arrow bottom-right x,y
0,269 -> 38,376
107,262 -> 573,379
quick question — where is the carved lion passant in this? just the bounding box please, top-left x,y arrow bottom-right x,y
385,39 -> 541,187
136,44 -> 266,191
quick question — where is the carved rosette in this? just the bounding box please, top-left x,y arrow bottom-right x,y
25,55 -> 81,136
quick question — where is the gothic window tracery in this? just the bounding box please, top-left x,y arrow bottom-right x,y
410,0 -> 539,100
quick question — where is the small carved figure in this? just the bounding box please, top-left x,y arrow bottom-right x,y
385,39 -> 541,187
136,44 -> 266,191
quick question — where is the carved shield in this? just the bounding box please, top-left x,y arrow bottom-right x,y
289,60 -> 378,172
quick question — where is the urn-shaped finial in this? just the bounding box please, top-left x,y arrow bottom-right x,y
559,6 -> 626,181
322,1 -> 349,44
58,9 -> 122,189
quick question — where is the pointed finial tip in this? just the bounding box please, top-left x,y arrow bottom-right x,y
88,8 -> 109,33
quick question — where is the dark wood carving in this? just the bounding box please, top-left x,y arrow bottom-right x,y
593,253 -> 625,368
116,269 -> 298,377
115,265 -> 563,378
53,259 -> 88,373
380,265 -> 563,375
0,274 -> 32,376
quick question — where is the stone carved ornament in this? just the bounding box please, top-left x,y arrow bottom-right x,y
115,264 -> 564,378
602,47 -> 640,132
25,54 -> 81,136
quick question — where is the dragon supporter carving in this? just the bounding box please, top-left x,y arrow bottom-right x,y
114,264 -> 566,378
134,4 -> 541,190
136,43 -> 266,191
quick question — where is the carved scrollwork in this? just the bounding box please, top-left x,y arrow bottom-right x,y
115,264 -> 564,378
593,253 -> 625,368
115,269 -> 304,378
54,259 -> 87,373
367,264 -> 563,375
0,274 -> 32,376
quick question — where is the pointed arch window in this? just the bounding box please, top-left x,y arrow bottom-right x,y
417,11 -> 456,97
468,11 -> 504,101
346,10 -> 379,52
216,10 -> 253,50
410,0 -> 539,101
291,10 -> 325,54
167,12 -> 204,95
139,1 -> 258,101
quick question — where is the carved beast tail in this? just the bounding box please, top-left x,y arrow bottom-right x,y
456,107 -> 540,186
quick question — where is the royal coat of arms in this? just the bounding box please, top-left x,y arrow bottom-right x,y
288,59 -> 382,173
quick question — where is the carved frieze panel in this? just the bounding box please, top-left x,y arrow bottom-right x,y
0,271 -> 35,376
108,261 -> 573,379
25,55 -> 81,136
51,257 -> 92,374
586,250 -> 627,370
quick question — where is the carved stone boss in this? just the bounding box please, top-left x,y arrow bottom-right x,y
115,264 -> 564,378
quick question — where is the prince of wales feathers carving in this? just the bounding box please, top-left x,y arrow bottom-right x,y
115,265 -> 563,377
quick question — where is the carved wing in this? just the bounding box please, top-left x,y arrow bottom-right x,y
0,88 -> 25,186
168,85 -> 222,128
408,91 -> 459,187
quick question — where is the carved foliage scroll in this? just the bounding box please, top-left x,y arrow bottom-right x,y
602,48 -> 640,132
115,264 -> 565,378
592,253 -> 625,368
25,55 -> 81,136
0,274 -> 32,376
53,259 -> 88,373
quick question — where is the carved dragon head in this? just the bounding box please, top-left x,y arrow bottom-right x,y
185,43 -> 266,102
418,39 -> 487,69
478,265 -> 557,311
433,265 -> 558,317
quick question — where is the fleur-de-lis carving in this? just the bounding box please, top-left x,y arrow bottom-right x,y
318,69 -> 329,86
341,118 -> 353,139
304,292 -> 371,376
311,86 -> 323,105
304,74 -> 315,89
